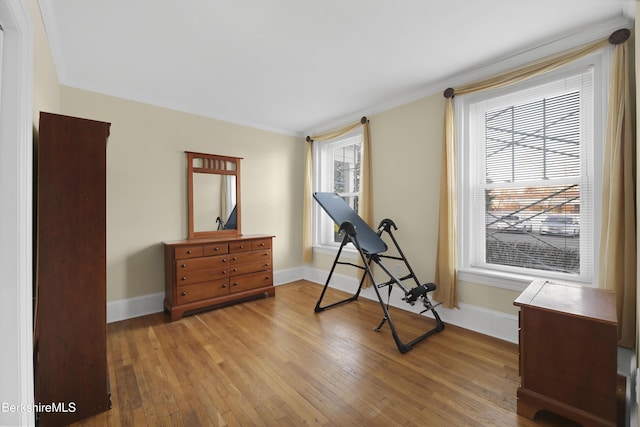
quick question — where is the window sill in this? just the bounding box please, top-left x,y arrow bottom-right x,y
458,268 -> 532,291
458,267 -> 594,292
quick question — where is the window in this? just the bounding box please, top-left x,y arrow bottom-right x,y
458,53 -> 607,288
313,131 -> 363,248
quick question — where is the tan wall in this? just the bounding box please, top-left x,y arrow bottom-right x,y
59,87 -> 304,301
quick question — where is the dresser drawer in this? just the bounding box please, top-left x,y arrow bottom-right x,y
230,270 -> 273,293
251,238 -> 271,250
176,266 -> 230,285
203,243 -> 229,256
176,279 -> 229,304
175,245 -> 204,259
230,250 -> 271,265
176,255 -> 229,272
231,259 -> 271,276
229,241 -> 252,253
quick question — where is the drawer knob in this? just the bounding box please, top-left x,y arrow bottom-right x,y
222,258 -> 228,263
223,270 -> 227,275
233,268 -> 238,272
222,284 -> 227,288
239,245 -> 244,249
181,277 -> 187,281
259,242 -> 265,246
232,257 -> 237,261
187,250 -> 192,254
181,291 -> 187,296
265,276 -> 270,280
214,247 -> 219,251
232,282 -> 238,287
181,264 -> 187,268
264,263 -> 269,267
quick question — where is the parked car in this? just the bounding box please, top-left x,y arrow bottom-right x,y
493,215 -> 532,233
540,215 -> 580,236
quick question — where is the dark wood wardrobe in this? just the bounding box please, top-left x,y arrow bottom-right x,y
34,112 -> 111,426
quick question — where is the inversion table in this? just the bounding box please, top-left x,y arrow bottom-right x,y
313,192 -> 445,353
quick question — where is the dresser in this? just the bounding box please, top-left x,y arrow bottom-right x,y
514,280 -> 617,427
164,235 -> 275,320
34,112 -> 111,426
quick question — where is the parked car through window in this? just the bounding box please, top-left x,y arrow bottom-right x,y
491,215 -> 533,233
540,215 -> 580,237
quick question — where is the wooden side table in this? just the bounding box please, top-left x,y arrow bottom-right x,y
514,280 -> 617,427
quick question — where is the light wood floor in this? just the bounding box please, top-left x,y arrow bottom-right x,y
72,280 -> 580,427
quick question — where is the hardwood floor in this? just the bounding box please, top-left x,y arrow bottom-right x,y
71,281 -> 580,427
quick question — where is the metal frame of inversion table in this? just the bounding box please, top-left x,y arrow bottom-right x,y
313,192 -> 445,353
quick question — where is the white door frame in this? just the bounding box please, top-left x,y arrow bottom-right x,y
0,1 -> 34,426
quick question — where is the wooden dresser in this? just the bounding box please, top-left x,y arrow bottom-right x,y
164,235 -> 275,320
514,280 -> 617,427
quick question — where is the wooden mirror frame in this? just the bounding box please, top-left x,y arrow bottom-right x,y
186,151 -> 242,239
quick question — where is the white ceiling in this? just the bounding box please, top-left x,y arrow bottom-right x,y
39,0 -> 635,136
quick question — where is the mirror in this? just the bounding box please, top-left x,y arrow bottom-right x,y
187,151 -> 242,239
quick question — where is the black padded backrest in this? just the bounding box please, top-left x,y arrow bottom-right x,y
313,192 -> 387,255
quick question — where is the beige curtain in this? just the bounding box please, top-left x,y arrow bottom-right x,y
302,139 -> 314,263
600,41 -> 636,348
302,118 -> 372,264
434,99 -> 458,307
435,34 -> 623,310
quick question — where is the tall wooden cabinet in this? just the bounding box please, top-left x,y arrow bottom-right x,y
34,112 -> 111,426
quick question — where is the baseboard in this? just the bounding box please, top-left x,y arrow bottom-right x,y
301,267 -> 519,343
273,266 -> 306,287
107,292 -> 165,323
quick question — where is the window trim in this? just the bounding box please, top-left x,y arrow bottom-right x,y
0,2 -> 35,426
456,49 -> 611,291
312,129 -> 363,257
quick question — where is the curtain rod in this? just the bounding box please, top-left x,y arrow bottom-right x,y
609,28 -> 630,45
306,116 -> 368,142
443,28 -> 630,99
